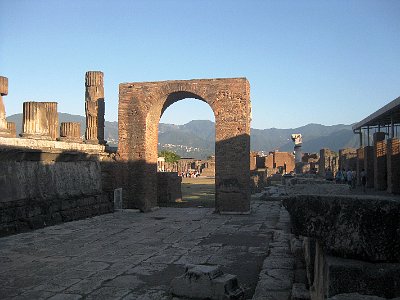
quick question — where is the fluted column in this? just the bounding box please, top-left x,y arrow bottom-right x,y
0,76 -> 10,137
85,71 -> 105,144
59,122 -> 82,142
45,102 -> 58,140
6,122 -> 16,137
20,101 -> 51,140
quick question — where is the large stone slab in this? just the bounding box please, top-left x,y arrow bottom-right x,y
283,195 -> 400,262
314,249 -> 400,299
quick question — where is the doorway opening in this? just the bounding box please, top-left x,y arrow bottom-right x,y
157,98 -> 215,208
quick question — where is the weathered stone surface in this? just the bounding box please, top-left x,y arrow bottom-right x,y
0,142 -> 113,236
171,264 -> 244,299
0,76 -> 10,137
327,293 -> 399,300
291,283 -> 310,300
59,122 -> 82,143
85,71 -> 105,144
118,78 -> 251,213
157,172 -> 182,204
0,136 -> 105,152
283,195 -> 400,262
21,101 -> 52,140
314,252 -> 400,299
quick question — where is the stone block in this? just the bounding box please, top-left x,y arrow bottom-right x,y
291,283 -> 310,300
171,264 -> 244,299
283,195 -> 400,262
314,252 -> 400,299
114,188 -> 122,209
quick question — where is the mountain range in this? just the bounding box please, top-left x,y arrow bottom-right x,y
7,113 -> 358,159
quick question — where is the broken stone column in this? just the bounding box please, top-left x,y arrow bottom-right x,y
85,71 -> 105,144
59,122 -> 82,143
20,102 -> 51,140
6,122 -> 16,138
45,102 -> 58,140
0,76 -> 10,137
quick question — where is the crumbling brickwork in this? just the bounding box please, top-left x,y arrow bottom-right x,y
318,148 -> 338,177
339,148 -> 357,171
387,138 -> 400,194
374,132 -> 387,190
356,147 -> 364,185
118,78 -> 251,213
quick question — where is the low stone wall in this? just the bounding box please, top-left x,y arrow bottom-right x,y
157,172 -> 182,204
0,140 -> 113,236
250,170 -> 268,194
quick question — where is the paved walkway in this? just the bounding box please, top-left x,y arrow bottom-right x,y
0,200 -> 283,300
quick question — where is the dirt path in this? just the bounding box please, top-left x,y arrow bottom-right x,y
160,177 -> 215,208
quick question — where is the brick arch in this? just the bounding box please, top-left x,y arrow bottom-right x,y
118,78 -> 251,213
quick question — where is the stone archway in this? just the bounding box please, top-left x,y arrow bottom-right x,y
118,78 -> 251,214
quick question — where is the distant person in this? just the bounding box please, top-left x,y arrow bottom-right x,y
335,169 -> 343,184
342,168 -> 347,184
351,170 -> 357,188
346,169 -> 353,187
361,169 -> 367,192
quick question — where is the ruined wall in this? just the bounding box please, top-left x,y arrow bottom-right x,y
0,138 -> 112,236
356,147 -> 364,185
250,151 -> 258,171
374,132 -> 387,190
157,172 -> 182,204
387,138 -> 400,194
364,145 -> 374,188
339,148 -> 357,171
118,78 -> 251,213
318,148 -> 338,177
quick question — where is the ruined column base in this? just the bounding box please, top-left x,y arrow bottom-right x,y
19,133 -> 52,140
58,137 -> 82,143
85,139 -> 107,145
0,129 -> 12,138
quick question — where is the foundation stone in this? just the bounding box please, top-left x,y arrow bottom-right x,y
283,195 -> 400,262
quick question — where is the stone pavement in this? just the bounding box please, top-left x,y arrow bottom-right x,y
0,200 -> 284,300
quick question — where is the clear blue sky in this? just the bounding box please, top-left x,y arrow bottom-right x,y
1,0 -> 399,129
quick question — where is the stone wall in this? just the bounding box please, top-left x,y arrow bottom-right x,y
157,172 -> 182,204
283,195 -> 400,299
264,151 -> 295,174
374,134 -> 387,190
318,148 -> 338,178
338,148 -> 357,171
0,138 -> 113,236
387,138 -> 400,194
363,146 -> 374,188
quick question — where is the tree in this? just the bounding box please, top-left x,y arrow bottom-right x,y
159,150 -> 181,163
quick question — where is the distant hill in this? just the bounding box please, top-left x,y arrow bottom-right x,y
7,113 -> 358,158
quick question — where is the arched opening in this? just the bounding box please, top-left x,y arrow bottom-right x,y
118,78 -> 251,214
157,97 -> 216,208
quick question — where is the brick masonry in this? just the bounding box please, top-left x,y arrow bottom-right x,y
363,146 -> 375,188
387,138 -> 400,194
374,132 -> 387,190
118,78 -> 251,213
